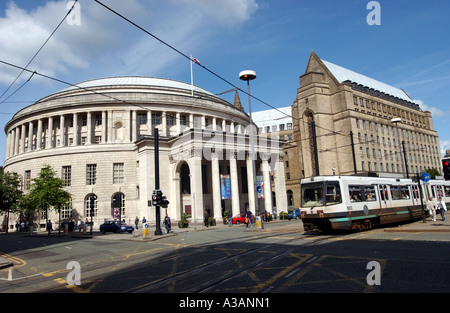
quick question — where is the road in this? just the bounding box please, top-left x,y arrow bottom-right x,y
1,219 -> 449,296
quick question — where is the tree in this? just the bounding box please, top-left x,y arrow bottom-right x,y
0,168 -> 23,233
425,167 -> 441,179
25,165 -> 72,221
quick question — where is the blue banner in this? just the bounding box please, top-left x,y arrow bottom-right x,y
220,174 -> 231,199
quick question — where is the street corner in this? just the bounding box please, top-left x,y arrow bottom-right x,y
0,256 -> 13,269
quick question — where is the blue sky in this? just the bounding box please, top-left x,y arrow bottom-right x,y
0,0 -> 449,166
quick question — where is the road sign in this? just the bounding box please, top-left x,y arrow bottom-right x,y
420,172 -> 431,182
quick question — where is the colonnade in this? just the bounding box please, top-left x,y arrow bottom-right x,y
5,109 -> 249,159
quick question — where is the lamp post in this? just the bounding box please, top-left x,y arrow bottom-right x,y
391,118 -> 405,178
239,70 -> 262,228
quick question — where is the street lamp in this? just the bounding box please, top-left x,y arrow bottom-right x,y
390,117 -> 406,178
239,70 -> 262,227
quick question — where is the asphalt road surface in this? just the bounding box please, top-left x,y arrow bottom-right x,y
1,220 -> 449,296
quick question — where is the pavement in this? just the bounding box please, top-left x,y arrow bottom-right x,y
1,215 -> 449,269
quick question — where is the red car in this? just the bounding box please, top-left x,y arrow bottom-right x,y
231,213 -> 254,225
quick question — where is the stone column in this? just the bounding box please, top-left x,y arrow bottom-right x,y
28,121 -> 34,151
189,114 -> 194,129
262,156 -> 273,213
8,129 -> 15,157
131,110 -> 137,142
162,111 -> 167,136
274,153 -> 288,214
47,117 -> 53,149
86,112 -> 92,144
176,112 -> 181,134
73,113 -> 78,146
189,150 -> 204,224
246,152 -> 256,213
36,119 -> 43,150
107,110 -> 113,143
211,151 -> 222,219
229,151 -> 240,216
59,116 -> 64,147
147,110 -> 152,136
101,111 -> 106,144
20,124 -> 26,153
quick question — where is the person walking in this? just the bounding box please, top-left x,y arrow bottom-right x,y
426,196 -> 437,222
46,220 -> 53,236
163,214 -> 172,234
246,209 -> 253,228
227,211 -> 232,227
135,216 -> 139,230
437,197 -> 447,221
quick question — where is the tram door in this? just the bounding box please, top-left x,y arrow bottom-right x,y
377,184 -> 390,210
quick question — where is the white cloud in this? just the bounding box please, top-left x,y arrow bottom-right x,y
414,99 -> 449,118
180,0 -> 259,27
440,139 -> 450,157
0,0 -> 259,87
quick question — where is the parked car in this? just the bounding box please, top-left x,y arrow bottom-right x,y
99,220 -> 134,234
231,213 -> 254,225
287,209 -> 301,220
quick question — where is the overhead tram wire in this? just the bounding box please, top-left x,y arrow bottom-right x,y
93,0 -> 348,142
0,0 -> 79,104
0,0 -> 344,143
0,59 -> 329,147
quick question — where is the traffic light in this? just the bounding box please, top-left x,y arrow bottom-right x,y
443,159 -> 450,180
161,196 -> 170,208
151,189 -> 163,206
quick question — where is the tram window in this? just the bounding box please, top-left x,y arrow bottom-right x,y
325,182 -> 341,205
401,186 -> 410,199
301,183 -> 324,207
364,185 -> 377,201
412,185 -> 419,199
390,186 -> 401,200
379,186 -> 389,201
436,186 -> 444,198
445,186 -> 450,197
349,185 -> 362,202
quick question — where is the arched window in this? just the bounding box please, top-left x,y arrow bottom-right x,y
287,190 -> 294,208
85,194 -> 97,217
180,163 -> 191,194
112,192 -> 126,217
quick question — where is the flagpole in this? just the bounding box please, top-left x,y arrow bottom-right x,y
190,54 -> 194,97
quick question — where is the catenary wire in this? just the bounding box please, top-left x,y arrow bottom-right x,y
0,0 -> 79,104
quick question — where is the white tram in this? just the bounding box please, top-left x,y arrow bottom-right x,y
300,176 -> 450,232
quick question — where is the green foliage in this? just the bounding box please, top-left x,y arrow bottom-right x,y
0,169 -> 23,214
178,212 -> 189,228
425,168 -> 441,179
25,165 -> 72,214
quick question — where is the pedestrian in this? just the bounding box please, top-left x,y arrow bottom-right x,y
227,211 -> 232,227
437,197 -> 447,221
135,216 -> 139,230
15,221 -> 19,234
163,214 -> 171,233
246,209 -> 253,228
426,196 -> 437,222
142,216 -> 147,224
47,220 -> 53,236
77,219 -> 82,232
204,210 -> 209,227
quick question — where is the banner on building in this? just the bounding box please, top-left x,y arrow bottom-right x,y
220,174 -> 231,199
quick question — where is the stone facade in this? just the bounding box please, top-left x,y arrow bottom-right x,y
3,77 -> 287,231
293,51 -> 441,178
